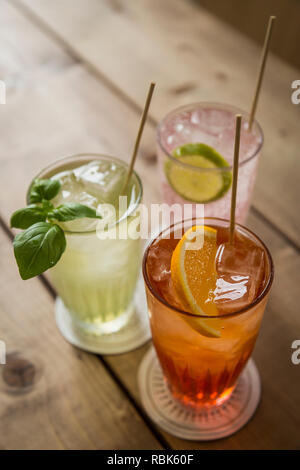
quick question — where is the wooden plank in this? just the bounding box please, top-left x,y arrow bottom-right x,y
0,55 -> 299,448
0,0 -> 73,95
195,0 -> 300,70
14,0 -> 300,246
0,227 -> 162,450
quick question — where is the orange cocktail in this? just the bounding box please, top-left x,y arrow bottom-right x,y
143,218 -> 273,408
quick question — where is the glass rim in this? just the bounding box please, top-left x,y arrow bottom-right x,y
26,153 -> 143,235
142,216 -> 274,320
156,101 -> 264,172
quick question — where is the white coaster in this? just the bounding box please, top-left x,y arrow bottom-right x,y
138,347 -> 261,441
55,276 -> 151,355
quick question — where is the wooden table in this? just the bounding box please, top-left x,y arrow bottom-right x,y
0,0 -> 299,450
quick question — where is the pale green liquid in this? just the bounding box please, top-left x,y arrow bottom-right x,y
48,157 -> 142,335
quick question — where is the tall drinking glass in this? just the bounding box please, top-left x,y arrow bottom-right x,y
157,103 -> 263,223
143,217 -> 273,408
28,154 -> 143,336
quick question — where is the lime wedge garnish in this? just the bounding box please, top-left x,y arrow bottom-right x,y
164,143 -> 232,203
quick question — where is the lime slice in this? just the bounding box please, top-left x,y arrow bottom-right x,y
165,143 -> 232,203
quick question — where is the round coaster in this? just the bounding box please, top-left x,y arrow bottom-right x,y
55,276 -> 151,355
138,347 -> 261,441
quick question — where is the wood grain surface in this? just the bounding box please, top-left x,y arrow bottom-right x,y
0,0 -> 299,450
15,0 -> 300,246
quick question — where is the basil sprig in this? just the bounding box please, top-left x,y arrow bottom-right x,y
11,178 -> 101,280
48,202 -> 101,222
29,178 -> 61,203
11,204 -> 47,229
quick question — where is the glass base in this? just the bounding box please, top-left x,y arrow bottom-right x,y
68,303 -> 134,336
138,347 -> 261,441
55,276 -> 151,354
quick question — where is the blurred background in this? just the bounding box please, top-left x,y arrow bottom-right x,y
195,0 -> 300,68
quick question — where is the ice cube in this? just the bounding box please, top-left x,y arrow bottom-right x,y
51,164 -> 104,232
75,161 -> 126,204
160,277 -> 184,311
147,242 -> 171,283
218,120 -> 262,164
214,241 -> 266,313
52,170 -> 98,209
147,240 -> 185,310
191,107 -> 234,136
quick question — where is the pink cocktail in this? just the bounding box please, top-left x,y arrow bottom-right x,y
157,103 -> 263,223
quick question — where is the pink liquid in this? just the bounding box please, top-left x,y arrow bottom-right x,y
157,104 -> 263,223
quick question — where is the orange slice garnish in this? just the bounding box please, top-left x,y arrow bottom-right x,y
171,225 -> 221,337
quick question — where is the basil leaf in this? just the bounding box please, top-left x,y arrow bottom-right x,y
29,178 -> 61,203
42,200 -> 54,212
10,205 -> 46,229
48,202 -> 101,222
13,222 -> 66,280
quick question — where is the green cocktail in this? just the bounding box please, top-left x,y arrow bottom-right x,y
29,154 -> 142,335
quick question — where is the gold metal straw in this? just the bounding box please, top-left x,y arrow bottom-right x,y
248,15 -> 276,130
229,114 -> 242,244
123,82 -> 156,189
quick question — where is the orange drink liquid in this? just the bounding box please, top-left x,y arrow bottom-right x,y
143,218 -> 273,408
